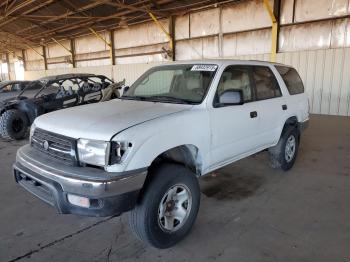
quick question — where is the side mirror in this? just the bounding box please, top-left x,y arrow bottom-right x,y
218,89 -> 244,106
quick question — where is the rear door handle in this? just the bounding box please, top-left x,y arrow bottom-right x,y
282,104 -> 287,110
250,111 -> 258,118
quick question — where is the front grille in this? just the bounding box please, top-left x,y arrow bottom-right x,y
31,128 -> 77,166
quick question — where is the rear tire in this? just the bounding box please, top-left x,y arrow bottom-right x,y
268,126 -> 299,171
0,109 -> 29,140
129,163 -> 200,249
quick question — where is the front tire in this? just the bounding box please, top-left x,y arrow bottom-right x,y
268,126 -> 299,171
129,163 -> 200,249
0,109 -> 29,140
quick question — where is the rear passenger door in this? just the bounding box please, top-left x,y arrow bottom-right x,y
252,66 -> 287,147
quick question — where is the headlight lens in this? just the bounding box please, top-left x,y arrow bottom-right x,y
77,139 -> 110,166
29,123 -> 36,141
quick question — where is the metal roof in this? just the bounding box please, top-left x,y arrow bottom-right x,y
0,0 -> 237,54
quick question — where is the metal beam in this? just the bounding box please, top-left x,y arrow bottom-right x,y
5,52 -> 11,80
168,15 -> 175,61
105,1 -> 166,16
22,49 -> 27,71
70,39 -> 76,68
23,0 -> 173,41
148,12 -> 173,54
89,28 -> 116,65
263,0 -> 279,62
15,0 -> 110,35
10,14 -> 110,20
0,30 -> 37,49
89,28 -> 111,47
51,37 -> 76,66
51,37 -> 72,54
0,0 -> 55,28
26,44 -> 44,58
42,46 -> 48,70
0,40 -> 17,53
3,0 -> 36,17
109,30 -> 116,65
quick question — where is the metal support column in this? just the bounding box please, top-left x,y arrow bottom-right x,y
42,45 -> 48,70
168,16 -> 175,61
110,30 -> 116,65
5,52 -> 11,80
70,39 -> 76,68
263,0 -> 280,62
21,50 -> 27,71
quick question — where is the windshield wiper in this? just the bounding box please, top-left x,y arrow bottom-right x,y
121,95 -> 193,104
141,95 -> 193,104
120,95 -> 147,101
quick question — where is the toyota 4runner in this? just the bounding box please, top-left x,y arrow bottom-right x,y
13,60 -> 309,248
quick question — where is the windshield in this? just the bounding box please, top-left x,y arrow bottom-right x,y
18,81 -> 45,97
122,64 -> 218,104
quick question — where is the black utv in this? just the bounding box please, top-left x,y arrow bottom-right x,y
0,73 -> 120,140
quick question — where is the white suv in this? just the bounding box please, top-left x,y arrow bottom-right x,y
14,60 -> 309,248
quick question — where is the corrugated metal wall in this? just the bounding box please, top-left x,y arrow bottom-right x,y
231,49 -> 350,116
23,0 -> 350,116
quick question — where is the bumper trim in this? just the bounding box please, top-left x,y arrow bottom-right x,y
14,165 -> 140,216
13,145 -> 148,217
15,145 -> 147,198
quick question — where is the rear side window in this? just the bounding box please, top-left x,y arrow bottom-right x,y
252,66 -> 281,100
276,66 -> 304,95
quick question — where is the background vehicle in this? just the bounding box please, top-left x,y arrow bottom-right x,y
13,60 -> 309,248
0,74 -> 123,140
0,80 -> 41,102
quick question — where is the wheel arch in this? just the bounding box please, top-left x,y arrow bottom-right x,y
149,144 -> 203,177
280,115 -> 300,141
16,100 -> 40,124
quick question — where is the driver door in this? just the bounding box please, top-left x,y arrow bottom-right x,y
209,65 -> 261,168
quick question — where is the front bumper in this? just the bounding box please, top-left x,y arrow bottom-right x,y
13,145 -> 147,217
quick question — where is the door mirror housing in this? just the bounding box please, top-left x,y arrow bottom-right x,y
217,89 -> 244,107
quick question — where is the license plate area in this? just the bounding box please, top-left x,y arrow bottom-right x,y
15,170 -> 55,206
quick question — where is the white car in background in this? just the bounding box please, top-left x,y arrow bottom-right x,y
13,60 -> 309,248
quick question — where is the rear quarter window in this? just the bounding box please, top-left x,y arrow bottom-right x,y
252,66 -> 281,100
276,66 -> 304,95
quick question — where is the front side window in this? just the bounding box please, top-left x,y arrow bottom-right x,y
253,66 -> 281,100
275,66 -> 304,95
215,66 -> 253,104
122,64 -> 218,104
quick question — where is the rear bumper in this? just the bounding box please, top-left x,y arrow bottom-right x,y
14,145 -> 147,217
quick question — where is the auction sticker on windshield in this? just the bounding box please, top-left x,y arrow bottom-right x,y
191,65 -> 217,71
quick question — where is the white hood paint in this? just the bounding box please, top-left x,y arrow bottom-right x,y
35,99 -> 192,140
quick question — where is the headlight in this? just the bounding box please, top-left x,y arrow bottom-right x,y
29,123 -> 36,141
77,139 -> 110,166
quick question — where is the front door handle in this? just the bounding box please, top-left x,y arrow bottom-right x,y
250,111 -> 258,118
282,104 -> 287,110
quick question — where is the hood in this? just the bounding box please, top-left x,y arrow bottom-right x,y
35,99 -> 192,140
